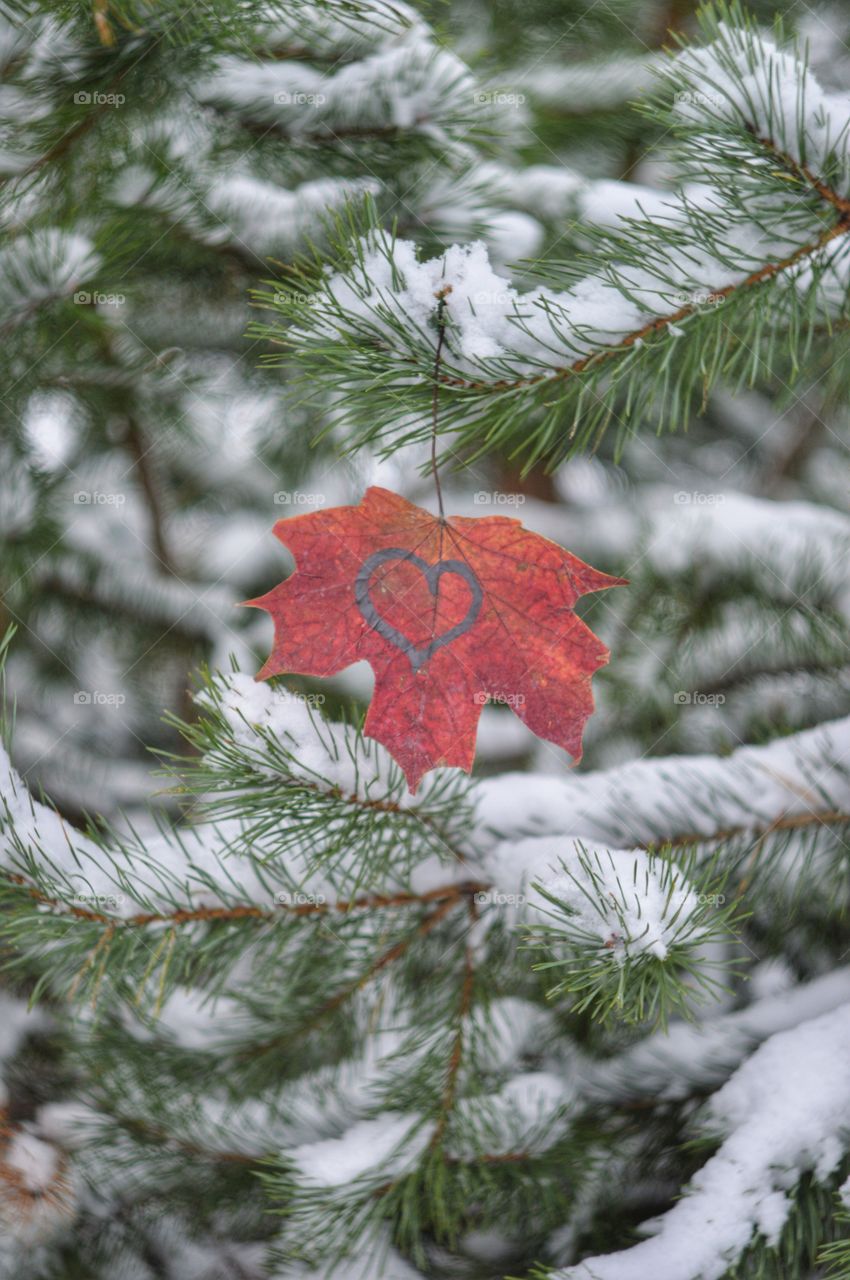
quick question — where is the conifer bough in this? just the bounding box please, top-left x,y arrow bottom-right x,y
263,3 -> 850,466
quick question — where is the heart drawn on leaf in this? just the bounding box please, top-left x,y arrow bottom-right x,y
354,548 -> 484,674
248,486 -> 626,792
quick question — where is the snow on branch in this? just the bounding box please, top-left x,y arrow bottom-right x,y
1,668 -> 847,998
0,670 -> 478,1006
524,53 -> 664,115
669,9 -> 850,191
0,1120 -> 76,1254
0,231 -> 99,335
556,1001 -> 850,1280
268,6 -> 850,459
581,965 -> 850,1104
475,713 -> 850,850
482,837 -> 736,1025
0,726 -> 470,931
259,0 -> 421,53
529,844 -> 711,964
112,161 -> 380,261
198,18 -> 488,151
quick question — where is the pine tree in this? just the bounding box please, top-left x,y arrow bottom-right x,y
1,2 -> 850,1278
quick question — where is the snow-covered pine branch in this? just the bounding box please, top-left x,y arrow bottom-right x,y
3,0 -> 850,1276
3,663 -> 847,1010
1,656 -> 849,1270
553,1004 -> 850,1280
265,2 -> 850,463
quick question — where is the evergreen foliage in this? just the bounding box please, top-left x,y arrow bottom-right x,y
1,2 -> 849,1278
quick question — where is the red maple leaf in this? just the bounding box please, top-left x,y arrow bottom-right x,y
248,487 -> 626,792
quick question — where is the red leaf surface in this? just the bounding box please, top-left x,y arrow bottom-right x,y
248,487 -> 626,792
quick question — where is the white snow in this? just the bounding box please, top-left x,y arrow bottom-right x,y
322,237 -> 527,364
485,838 -> 703,961
205,175 -> 380,257
303,33 -> 850,383
448,1071 -> 573,1159
36,1102 -> 103,1149
312,213 -> 794,378
0,994 -> 47,1065
645,490 -> 850,597
198,27 -> 480,145
673,22 -> 850,187
489,162 -> 585,221
467,996 -> 556,1073
475,714 -> 850,850
3,1131 -> 59,1191
0,229 -> 100,324
582,965 -> 850,1103
210,670 -> 367,798
269,1231 -> 425,1279
528,53 -> 664,112
560,1002 -> 850,1280
291,1113 -> 430,1186
0,1125 -> 75,1248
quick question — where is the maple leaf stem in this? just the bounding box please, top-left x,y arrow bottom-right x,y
430,293 -> 450,520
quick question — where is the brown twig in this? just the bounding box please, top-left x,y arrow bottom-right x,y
4,68 -> 129,185
113,1114 -> 261,1165
658,807 -> 850,851
429,897 -> 477,1150
93,0 -> 116,46
123,413 -> 179,576
6,806 -> 848,931
0,1114 -> 74,1220
3,871 -> 488,929
431,289 -> 451,518
308,894 -> 462,1027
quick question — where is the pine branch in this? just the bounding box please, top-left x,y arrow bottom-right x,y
122,412 -> 179,577
429,900 -> 477,1151
258,2 -> 850,464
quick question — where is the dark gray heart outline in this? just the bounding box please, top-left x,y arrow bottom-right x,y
355,547 -> 483,673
